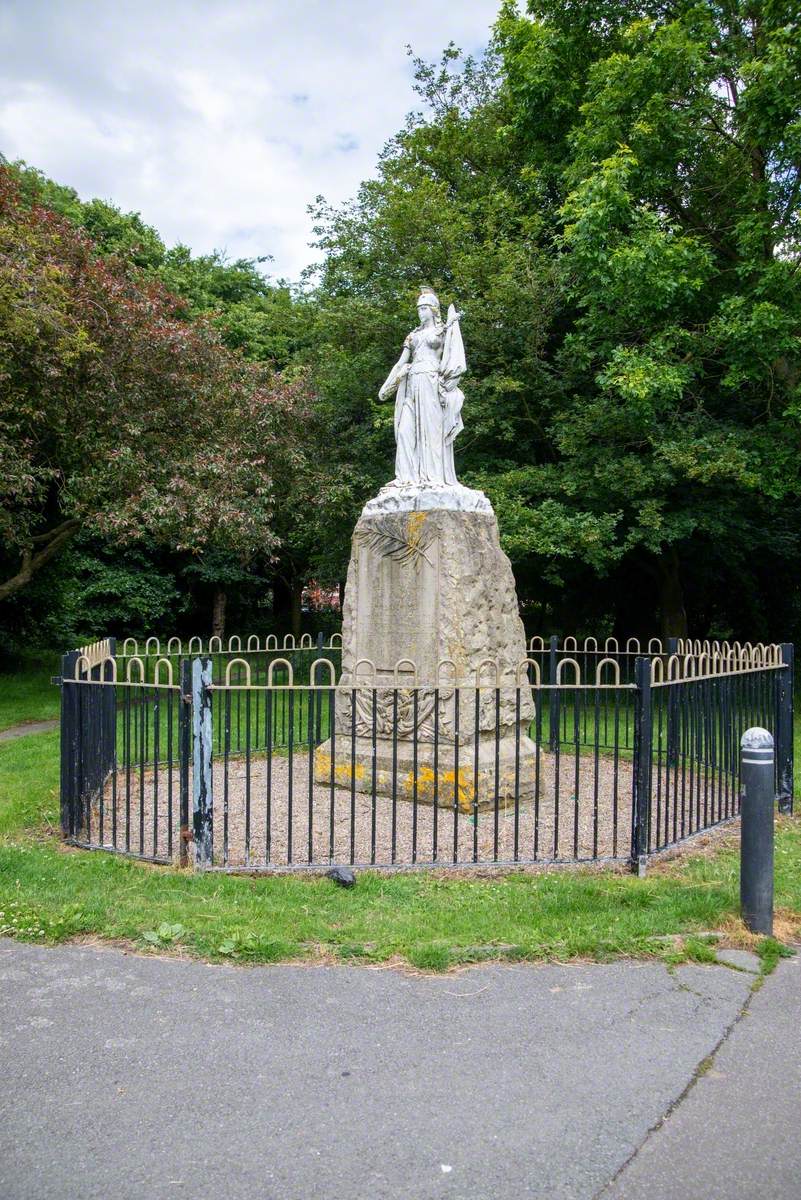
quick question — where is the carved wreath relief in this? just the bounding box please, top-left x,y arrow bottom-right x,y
334,685 -> 528,745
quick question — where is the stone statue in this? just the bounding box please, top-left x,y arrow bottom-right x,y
364,289 -> 491,516
378,288 -> 465,487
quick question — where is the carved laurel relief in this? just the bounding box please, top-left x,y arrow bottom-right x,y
353,512 -> 434,569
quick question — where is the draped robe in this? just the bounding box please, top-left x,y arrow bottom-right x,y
380,306 -> 466,486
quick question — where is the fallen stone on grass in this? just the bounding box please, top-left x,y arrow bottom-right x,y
327,866 -> 357,888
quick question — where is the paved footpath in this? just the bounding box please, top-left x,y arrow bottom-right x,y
605,950 -> 801,1200
0,719 -> 59,742
0,940 -> 797,1199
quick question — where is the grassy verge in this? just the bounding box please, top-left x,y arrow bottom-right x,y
0,652 -> 61,730
0,660 -> 799,971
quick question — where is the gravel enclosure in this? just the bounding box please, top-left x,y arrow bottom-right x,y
65,638 -> 783,873
84,749 -> 739,869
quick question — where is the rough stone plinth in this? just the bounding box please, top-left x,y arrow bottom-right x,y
314,506 -> 536,808
340,508 -> 530,683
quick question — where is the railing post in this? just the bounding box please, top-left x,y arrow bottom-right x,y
102,637 -> 116,786
666,636 -> 679,767
632,656 -> 652,876
549,635 -> 559,752
740,728 -> 774,935
313,637 -> 324,745
776,643 -> 794,815
179,658 -> 192,866
84,655 -> 98,808
192,656 -> 213,868
59,650 -> 80,838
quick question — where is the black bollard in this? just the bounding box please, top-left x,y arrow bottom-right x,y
740,727 -> 774,936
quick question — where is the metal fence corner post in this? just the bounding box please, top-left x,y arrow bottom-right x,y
178,658 -> 192,866
632,656 -> 652,876
192,656 -> 213,868
549,635 -> 559,752
776,643 -> 794,815
59,649 -> 80,838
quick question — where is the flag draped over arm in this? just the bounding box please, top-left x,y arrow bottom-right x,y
439,305 -> 466,446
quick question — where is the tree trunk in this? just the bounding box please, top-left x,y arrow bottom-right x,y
656,547 -> 688,640
0,519 -> 80,603
338,580 -> 346,611
211,587 -> 227,641
291,579 -> 303,640
271,576 -> 292,632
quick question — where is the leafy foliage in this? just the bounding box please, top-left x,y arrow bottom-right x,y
306,3 -> 801,637
493,0 -> 801,633
0,164 -> 317,629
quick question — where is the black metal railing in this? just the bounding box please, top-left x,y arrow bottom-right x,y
60,642 -> 188,864
58,637 -> 794,874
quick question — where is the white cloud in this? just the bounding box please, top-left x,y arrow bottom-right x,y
0,0 -> 500,279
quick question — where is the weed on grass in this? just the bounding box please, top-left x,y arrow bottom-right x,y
141,922 -> 186,948
755,936 -> 795,975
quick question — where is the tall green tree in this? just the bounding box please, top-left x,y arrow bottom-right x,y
310,4 -> 801,638
494,0 -> 801,634
6,161 -> 325,639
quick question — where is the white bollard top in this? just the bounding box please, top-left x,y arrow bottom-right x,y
741,727 -> 774,761
741,727 -> 773,749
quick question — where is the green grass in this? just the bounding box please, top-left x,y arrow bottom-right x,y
0,730 -> 59,836
1,806 -> 799,969
0,655 -> 799,970
0,652 -> 61,730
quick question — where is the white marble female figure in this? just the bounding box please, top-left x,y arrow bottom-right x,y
378,289 -> 466,486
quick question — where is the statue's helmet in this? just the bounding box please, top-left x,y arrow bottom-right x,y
416,288 -> 440,317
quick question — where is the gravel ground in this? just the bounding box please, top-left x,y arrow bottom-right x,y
83,748 -> 735,868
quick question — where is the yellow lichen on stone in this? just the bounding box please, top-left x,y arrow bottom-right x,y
314,748 -> 366,784
403,765 -> 475,812
406,511 -> 427,554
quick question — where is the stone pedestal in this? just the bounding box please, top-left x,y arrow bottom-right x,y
314,501 -> 536,810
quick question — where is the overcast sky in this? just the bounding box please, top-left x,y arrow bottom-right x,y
0,0 -> 500,281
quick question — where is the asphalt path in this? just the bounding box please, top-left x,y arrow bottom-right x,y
605,950 -> 801,1200
0,940 -> 795,1199
0,719 -> 59,742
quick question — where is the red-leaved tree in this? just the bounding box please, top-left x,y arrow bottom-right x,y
0,165 -> 315,603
